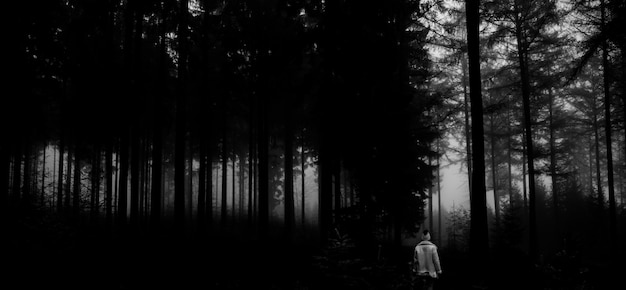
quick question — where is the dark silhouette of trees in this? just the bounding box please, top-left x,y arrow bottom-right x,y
5,0 -> 625,289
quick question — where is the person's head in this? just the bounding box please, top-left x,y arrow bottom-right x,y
422,230 -> 431,241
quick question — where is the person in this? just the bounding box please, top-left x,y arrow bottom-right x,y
413,230 -> 442,290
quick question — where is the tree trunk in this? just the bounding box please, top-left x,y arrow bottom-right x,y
92,145 -> 101,223
466,0 -> 490,278
515,0 -> 538,260
130,128 -> 140,228
12,144 -> 22,204
437,140 -> 442,243
507,103 -> 513,204
284,113 -> 295,242
248,94 -> 256,227
548,89 -> 558,228
106,139 -> 113,229
319,141 -> 333,246
429,156 -> 434,232
593,103 -> 603,207
65,145 -> 72,210
198,133 -> 207,230
333,159 -> 341,219
174,0 -> 189,231
150,0 -> 168,232
239,152 -> 245,221
462,54 -> 472,200
72,144 -> 80,218
301,133 -> 306,228
257,95 -> 270,239
57,138 -> 65,213
188,138 -> 194,222
41,144 -> 46,206
601,0 -> 617,253
221,131 -> 228,228
118,133 -> 129,228
231,154 -> 235,221
23,144 -> 32,206
490,112 -> 499,227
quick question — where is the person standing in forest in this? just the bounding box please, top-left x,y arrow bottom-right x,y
413,230 -> 442,290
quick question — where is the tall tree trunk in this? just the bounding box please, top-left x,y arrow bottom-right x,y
507,105 -> 514,204
301,133 -> 306,228
92,145 -> 101,223
257,88 -> 269,239
118,133 -> 129,228
198,133 -> 207,230
23,144 -> 32,206
601,0 -> 617,253
437,139 -> 442,243
188,138 -> 194,222
207,139 -> 213,228
462,54 -> 472,200
466,0 -> 490,279
72,144 -> 80,218
174,0 -> 189,231
221,131 -> 228,228
515,0 -> 538,260
58,139 -> 65,212
593,104 -> 604,207
490,112 -> 499,227
41,144 -> 46,206
150,0 -> 168,232
548,89 -> 559,229
284,114 -> 295,241
318,141 -> 333,245
0,144 -> 8,213
52,145 -> 57,208
248,94 -> 256,227
231,155 -> 236,221
130,128 -> 140,228
65,145 -> 72,210
429,156 -> 434,232
106,140 -> 113,229
522,135 -> 528,210
333,159 -> 341,219
239,153 -> 245,221
12,144 -> 22,204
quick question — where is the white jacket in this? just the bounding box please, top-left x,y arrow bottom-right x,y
413,241 -> 442,278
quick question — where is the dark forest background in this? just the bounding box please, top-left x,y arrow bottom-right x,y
2,0 -> 625,289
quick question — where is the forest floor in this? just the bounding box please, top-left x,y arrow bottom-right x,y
3,209 -> 623,290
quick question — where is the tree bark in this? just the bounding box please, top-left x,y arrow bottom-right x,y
466,0 -> 490,279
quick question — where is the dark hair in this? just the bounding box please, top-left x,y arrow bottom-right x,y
423,230 -> 430,236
